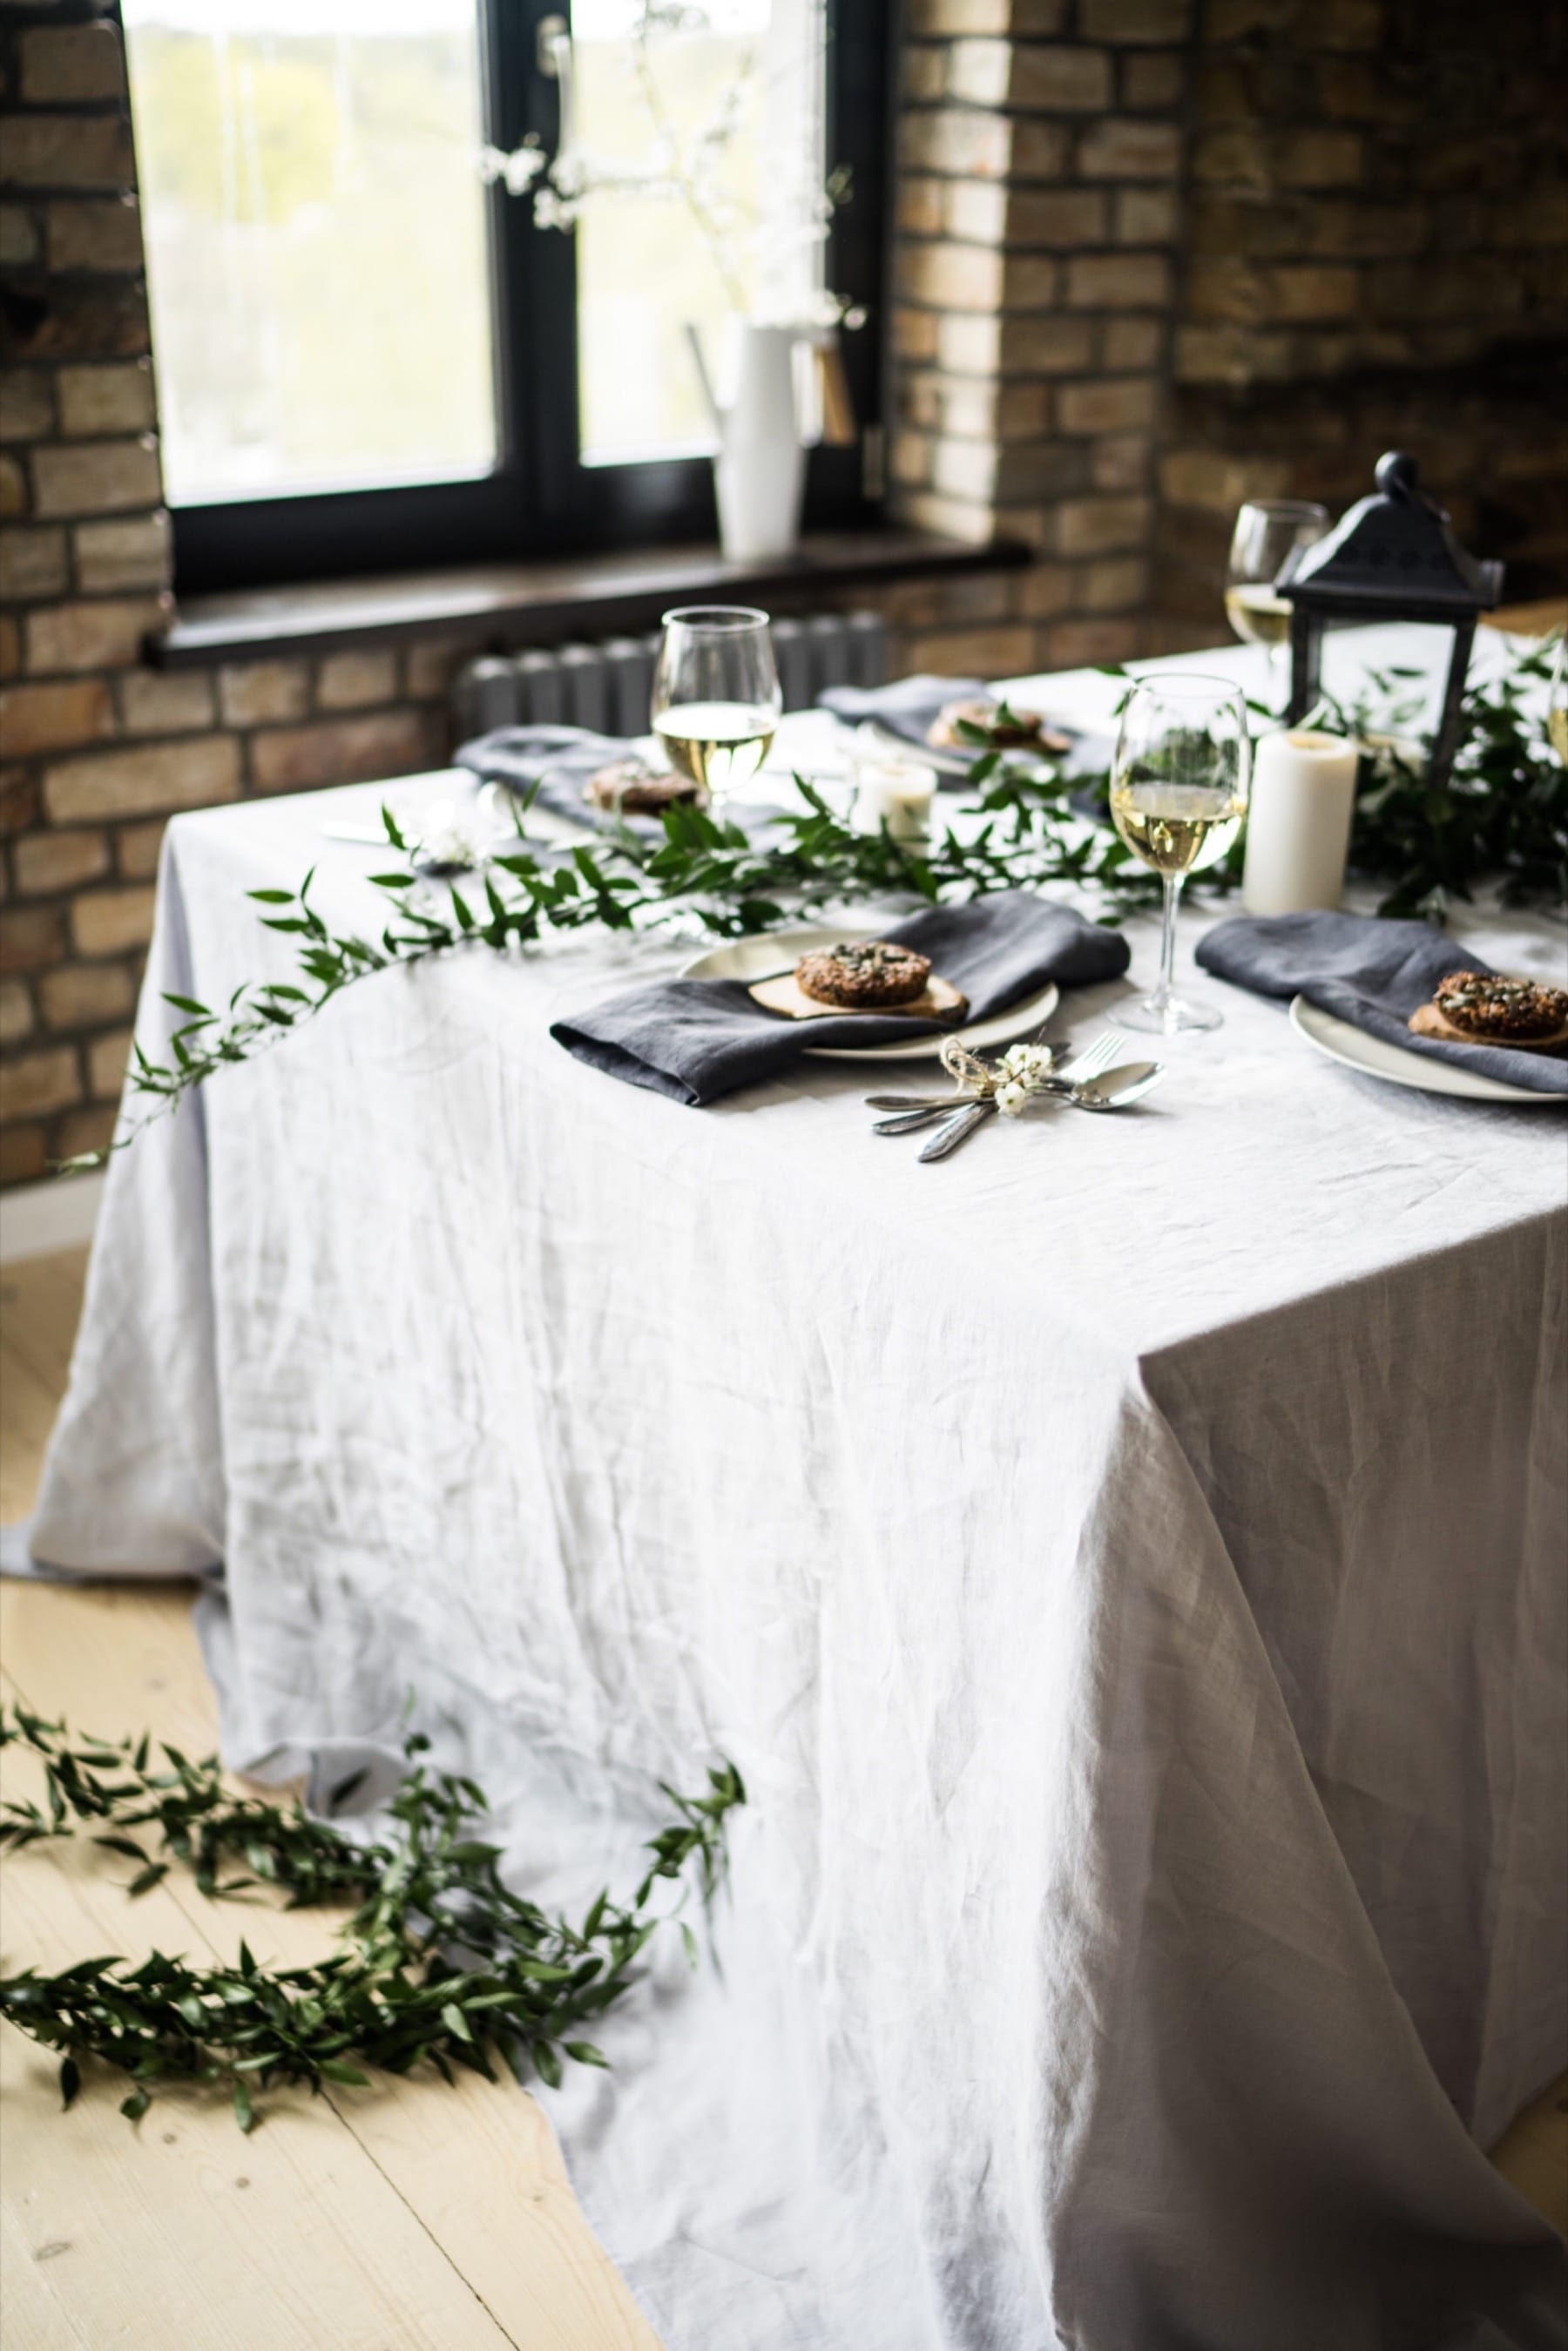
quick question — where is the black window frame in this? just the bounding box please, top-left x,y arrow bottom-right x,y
170,0 -> 892,596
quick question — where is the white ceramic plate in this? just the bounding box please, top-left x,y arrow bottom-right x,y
681,925 -> 1059,1064
1288,995 -> 1563,1105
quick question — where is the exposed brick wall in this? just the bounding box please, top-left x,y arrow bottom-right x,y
0,0 -> 452,1181
4,0 -> 1567,1185
1150,0 -> 1568,645
886,0 -> 1193,672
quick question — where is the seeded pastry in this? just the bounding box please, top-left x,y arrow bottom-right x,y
1408,970 -> 1568,1054
794,940 -> 934,1009
927,698 -> 1071,753
586,758 -> 707,816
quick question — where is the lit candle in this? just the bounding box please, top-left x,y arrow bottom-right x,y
1241,728 -> 1360,915
853,756 -> 936,844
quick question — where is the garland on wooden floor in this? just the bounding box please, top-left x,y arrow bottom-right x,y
0,1705 -> 743,2133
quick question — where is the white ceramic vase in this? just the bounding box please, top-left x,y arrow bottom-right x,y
690,318 -> 808,564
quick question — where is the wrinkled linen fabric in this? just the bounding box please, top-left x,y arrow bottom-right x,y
1199,910 -> 1568,1095
10,705 -> 1568,2348
550,894 -> 1130,1105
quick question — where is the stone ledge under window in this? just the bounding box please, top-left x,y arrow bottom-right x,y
154,530 -> 1031,670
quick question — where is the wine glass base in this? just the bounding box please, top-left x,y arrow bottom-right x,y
1121,993 -> 1223,1035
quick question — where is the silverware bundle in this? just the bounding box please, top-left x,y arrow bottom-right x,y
866,1030 -> 1163,1161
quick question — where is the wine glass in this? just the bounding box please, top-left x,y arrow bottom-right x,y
1226,500 -> 1330,706
1111,673 -> 1251,1035
1549,629 -> 1567,767
651,606 -> 782,811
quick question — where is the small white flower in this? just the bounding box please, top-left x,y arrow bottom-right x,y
997,1082 -> 1030,1118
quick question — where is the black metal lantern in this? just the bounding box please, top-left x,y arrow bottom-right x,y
1275,450 -> 1503,791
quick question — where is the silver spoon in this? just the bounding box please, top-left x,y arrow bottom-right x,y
1058,1063 -> 1164,1111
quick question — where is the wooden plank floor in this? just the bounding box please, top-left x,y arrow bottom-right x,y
1,1246 -> 659,2351
3,1250 -> 1565,2351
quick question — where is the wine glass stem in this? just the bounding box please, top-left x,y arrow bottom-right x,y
1156,870 -> 1184,1005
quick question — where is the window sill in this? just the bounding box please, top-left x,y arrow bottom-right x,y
153,529 -> 1030,670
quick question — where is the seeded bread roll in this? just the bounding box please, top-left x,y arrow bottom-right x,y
794,940 -> 934,1009
1408,971 -> 1568,1054
926,698 -> 1071,754
586,758 -> 707,816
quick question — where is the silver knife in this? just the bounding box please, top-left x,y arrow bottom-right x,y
917,1100 -> 997,1161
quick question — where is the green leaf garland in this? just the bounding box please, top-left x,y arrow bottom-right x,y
55,644 -> 1565,1175
0,1705 -> 744,2132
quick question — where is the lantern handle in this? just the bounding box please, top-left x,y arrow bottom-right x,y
1375,450 -> 1422,499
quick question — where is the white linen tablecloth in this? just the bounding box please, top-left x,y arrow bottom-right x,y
11,634 -> 1568,2350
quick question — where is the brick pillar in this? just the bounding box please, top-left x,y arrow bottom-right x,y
888,0 -> 1193,672
0,1 -> 455,1181
0,0 -> 186,1177
1150,0 -> 1568,645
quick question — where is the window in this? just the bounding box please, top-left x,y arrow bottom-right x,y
122,0 -> 889,591
124,0 -> 497,505
569,0 -> 824,467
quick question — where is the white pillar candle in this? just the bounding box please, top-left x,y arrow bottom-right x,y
853,756 -> 937,843
1241,728 -> 1360,916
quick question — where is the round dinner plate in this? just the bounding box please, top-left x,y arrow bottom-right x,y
1288,994 -> 1563,1105
681,924 -> 1058,1063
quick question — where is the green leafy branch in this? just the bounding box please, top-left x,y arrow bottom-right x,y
58,642 -> 1564,1175
64,750 -> 1162,1170
0,1705 -> 744,2131
1327,637 -> 1567,919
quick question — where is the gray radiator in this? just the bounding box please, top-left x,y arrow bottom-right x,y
451,608 -> 888,741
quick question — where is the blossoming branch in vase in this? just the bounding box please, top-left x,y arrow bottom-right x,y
477,0 -> 861,332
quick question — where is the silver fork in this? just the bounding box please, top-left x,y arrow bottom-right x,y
1031,1029 -> 1132,1101
913,1031 -> 1127,1159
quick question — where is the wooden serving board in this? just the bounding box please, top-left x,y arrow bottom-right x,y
748,970 -> 970,1023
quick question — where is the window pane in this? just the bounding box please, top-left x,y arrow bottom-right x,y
123,0 -> 497,505
571,0 -> 824,467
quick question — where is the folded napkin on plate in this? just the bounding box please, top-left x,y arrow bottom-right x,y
1197,910 -> 1568,1096
818,674 -> 1112,789
551,893 -> 1130,1106
455,724 -> 784,840
819,674 -> 982,763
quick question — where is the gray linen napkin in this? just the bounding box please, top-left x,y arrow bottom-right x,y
455,724 -> 784,840
819,673 -> 983,765
1196,911 -> 1568,1095
818,673 -> 1111,786
551,894 -> 1130,1106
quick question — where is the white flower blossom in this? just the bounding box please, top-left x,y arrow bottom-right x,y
477,0 -> 855,326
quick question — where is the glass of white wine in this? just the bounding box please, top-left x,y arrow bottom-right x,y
1226,500 -> 1330,705
1549,629 -> 1567,767
1111,673 -> 1251,1035
651,606 -> 781,810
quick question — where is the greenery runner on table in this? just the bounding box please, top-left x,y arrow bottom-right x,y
0,1704 -> 744,2132
64,638 -> 1565,1172
1320,638 -> 1565,917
